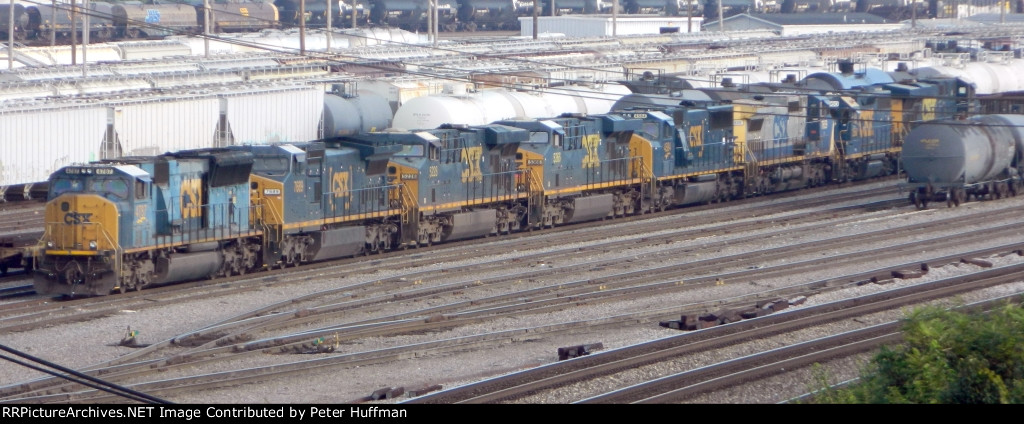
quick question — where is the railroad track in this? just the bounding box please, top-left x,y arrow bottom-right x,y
405,265 -> 1024,404
2,200 -> 1023,402
0,181 -> 898,316
2,180 -> 1022,403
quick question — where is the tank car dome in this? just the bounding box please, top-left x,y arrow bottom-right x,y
322,91 -> 394,136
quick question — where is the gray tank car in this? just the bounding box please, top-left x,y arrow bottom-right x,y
902,114 -> 1024,208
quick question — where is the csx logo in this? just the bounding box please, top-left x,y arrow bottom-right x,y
462,147 -> 483,182
582,134 -> 601,168
180,178 -> 202,219
64,212 -> 93,225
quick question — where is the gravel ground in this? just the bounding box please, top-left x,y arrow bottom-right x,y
2,180 -> 1023,404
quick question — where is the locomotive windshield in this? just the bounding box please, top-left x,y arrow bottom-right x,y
640,122 -> 661,139
252,155 -> 291,174
527,131 -> 548,144
49,177 -> 83,198
395,144 -> 425,157
48,176 -> 130,200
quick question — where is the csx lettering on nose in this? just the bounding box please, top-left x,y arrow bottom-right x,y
64,212 -> 93,225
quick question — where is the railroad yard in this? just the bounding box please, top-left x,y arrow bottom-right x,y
1,178 -> 1023,403
4,6 -> 1024,405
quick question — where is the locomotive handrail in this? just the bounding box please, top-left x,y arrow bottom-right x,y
462,169 -> 528,206
397,183 -> 418,245
525,168 -> 544,227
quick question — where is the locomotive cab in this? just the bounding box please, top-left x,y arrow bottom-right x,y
35,165 -> 145,296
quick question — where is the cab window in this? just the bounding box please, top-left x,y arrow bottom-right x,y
50,178 -> 83,197
528,131 -> 549,144
88,178 -> 130,199
395,145 -> 424,157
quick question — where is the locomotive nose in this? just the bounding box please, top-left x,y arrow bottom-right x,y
44,194 -> 120,253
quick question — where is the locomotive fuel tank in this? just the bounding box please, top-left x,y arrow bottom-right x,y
902,115 -> 1024,187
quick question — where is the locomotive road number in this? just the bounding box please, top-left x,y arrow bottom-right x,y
264,188 -> 282,195
401,174 -> 418,180
67,167 -> 114,175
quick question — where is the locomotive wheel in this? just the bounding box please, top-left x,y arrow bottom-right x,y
126,28 -> 141,39
955,189 -> 965,206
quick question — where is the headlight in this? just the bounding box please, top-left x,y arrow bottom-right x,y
46,241 -> 54,248
89,241 -> 98,250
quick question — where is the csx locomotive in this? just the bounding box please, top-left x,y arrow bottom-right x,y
33,66 -> 975,296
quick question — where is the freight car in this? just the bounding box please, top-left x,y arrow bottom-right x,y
28,66 -> 978,296
902,115 -> 1024,209
9,1 -> 279,43
0,3 -> 28,40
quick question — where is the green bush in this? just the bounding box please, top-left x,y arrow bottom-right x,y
809,302 -> 1024,404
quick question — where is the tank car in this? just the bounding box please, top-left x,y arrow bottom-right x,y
210,2 -> 280,33
458,0 -> 521,31
34,148 -> 256,296
111,3 -> 202,38
539,0 -> 603,14
902,115 -> 1024,209
369,0 -> 456,32
0,3 -> 29,40
623,0 -> 687,15
274,0 -> 370,28
24,2 -> 118,41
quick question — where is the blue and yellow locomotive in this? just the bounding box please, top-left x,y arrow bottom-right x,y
35,149 -> 256,296
31,64 -> 979,296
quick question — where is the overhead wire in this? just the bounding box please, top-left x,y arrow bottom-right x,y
0,343 -> 172,404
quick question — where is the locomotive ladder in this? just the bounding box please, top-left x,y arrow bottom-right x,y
633,157 -> 657,212
257,198 -> 284,252
744,148 -> 760,195
398,185 -> 419,245
525,169 -> 544,228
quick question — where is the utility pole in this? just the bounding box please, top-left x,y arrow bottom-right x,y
533,0 -> 538,39
911,0 -> 916,28
71,0 -> 77,65
82,0 -> 89,76
50,0 -> 55,46
717,0 -> 723,32
351,0 -> 357,28
300,0 -> 306,54
687,0 -> 692,33
7,0 -> 13,70
326,0 -> 332,51
613,0 -> 618,36
204,0 -> 210,58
